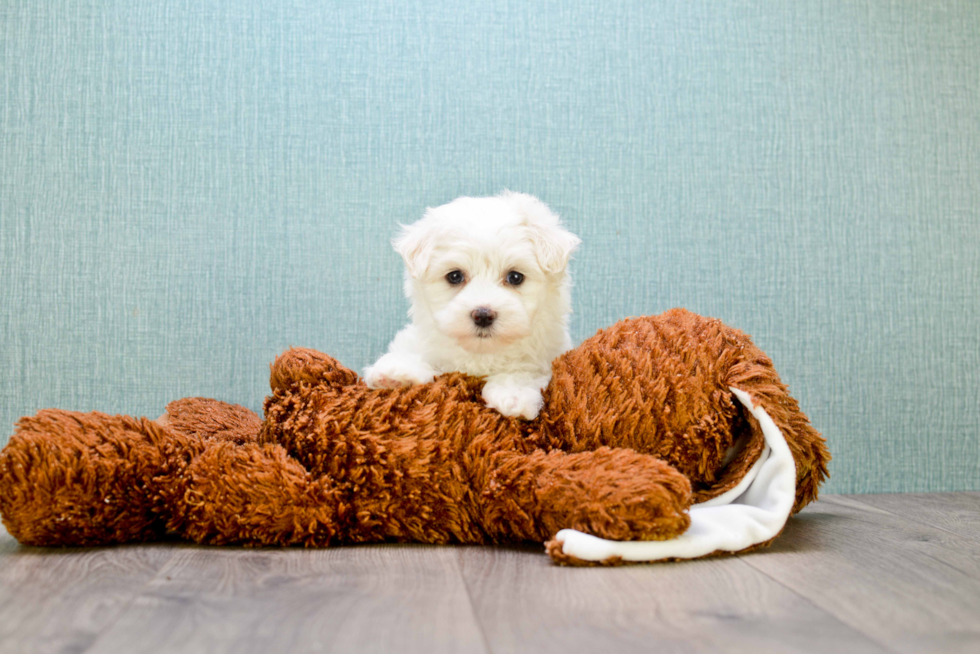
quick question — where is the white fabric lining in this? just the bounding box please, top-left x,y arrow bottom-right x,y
552,387 -> 796,562
694,440 -> 769,508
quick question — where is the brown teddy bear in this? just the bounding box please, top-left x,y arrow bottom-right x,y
0,309 -> 829,565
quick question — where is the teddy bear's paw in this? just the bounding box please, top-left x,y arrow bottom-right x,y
532,449 -> 693,542
363,353 -> 436,389
482,380 -> 544,420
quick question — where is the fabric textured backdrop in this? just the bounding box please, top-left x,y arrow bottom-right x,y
1,0 -> 978,493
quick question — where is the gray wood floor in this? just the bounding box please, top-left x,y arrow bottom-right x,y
1,492 -> 978,654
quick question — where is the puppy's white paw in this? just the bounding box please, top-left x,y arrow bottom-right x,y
482,381 -> 544,420
363,354 -> 436,389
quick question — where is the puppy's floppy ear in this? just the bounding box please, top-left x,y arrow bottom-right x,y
392,217 -> 436,278
502,191 -> 582,274
529,222 -> 582,274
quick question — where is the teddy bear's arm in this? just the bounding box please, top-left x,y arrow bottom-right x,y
475,446 -> 693,544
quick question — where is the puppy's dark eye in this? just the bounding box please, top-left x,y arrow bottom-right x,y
445,270 -> 465,285
505,271 -> 525,286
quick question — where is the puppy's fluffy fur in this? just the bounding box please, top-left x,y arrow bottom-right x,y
364,191 -> 581,419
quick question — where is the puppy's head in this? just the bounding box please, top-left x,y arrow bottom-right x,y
394,192 -> 581,354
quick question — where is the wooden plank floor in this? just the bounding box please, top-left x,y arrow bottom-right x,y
1,492 -> 978,654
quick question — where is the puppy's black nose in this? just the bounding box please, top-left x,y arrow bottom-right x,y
471,307 -> 496,328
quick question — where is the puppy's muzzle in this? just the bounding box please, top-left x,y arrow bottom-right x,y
471,307 -> 496,329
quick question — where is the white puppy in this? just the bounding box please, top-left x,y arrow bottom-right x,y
363,191 -> 581,420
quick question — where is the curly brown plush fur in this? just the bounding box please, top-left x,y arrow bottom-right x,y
0,309 -> 829,563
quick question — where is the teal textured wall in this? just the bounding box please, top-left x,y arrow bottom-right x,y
1,1 -> 978,493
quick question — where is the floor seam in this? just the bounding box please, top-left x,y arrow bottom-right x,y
77,545 -> 183,654
735,555 -> 901,654
826,494 -> 980,545
454,547 -> 495,654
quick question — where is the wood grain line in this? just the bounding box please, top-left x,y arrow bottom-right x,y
0,527 -> 176,654
829,492 -> 980,543
741,497 -> 980,654
457,542 -> 890,654
81,543 -> 488,654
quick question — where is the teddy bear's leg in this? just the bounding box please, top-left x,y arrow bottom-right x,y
0,410 -> 178,546
477,446 -> 692,544
168,440 -> 345,547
